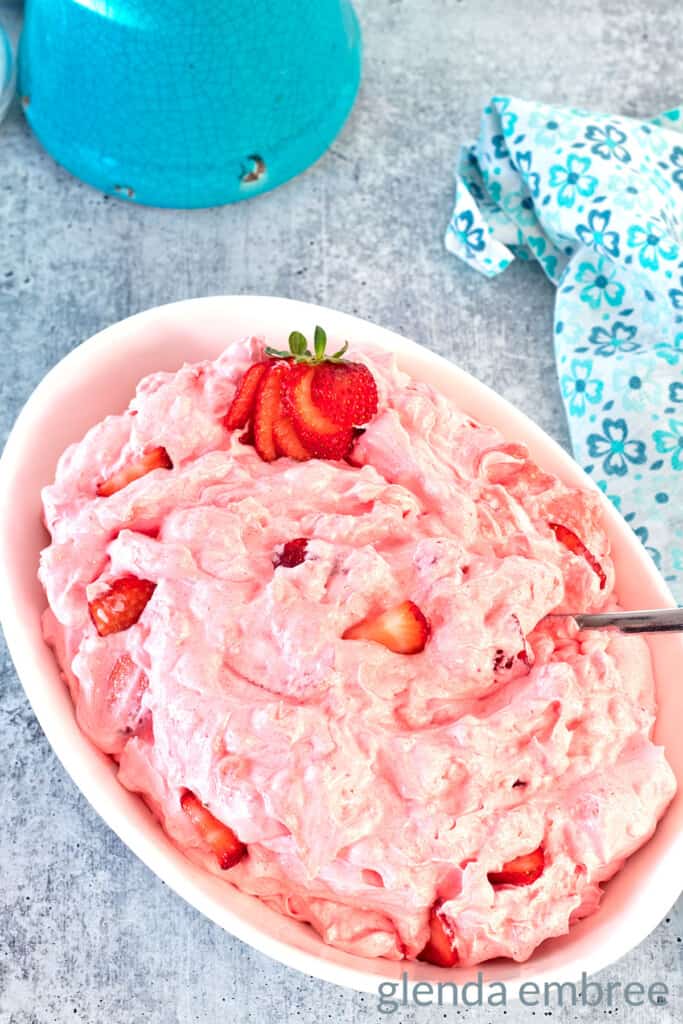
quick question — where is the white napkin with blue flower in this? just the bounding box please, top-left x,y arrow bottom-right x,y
446,97 -> 683,600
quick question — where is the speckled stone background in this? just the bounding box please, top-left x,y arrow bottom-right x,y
1,1 -> 681,1022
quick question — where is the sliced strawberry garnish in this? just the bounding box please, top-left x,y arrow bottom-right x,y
488,846 -> 545,887
343,600 -> 430,654
180,790 -> 246,870
88,576 -> 156,636
273,417 -> 311,461
225,362 -> 270,430
283,365 -> 354,459
97,446 -> 172,497
240,325 -> 379,462
253,363 -> 289,463
417,903 -> 459,967
273,538 -> 308,568
311,361 -> 378,427
549,522 -> 607,590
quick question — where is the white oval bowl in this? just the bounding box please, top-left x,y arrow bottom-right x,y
1,295 -> 681,997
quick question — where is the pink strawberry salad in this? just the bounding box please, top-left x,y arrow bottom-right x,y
39,330 -> 676,967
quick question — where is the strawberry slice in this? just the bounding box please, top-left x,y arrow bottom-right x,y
311,361 -> 378,427
273,417 -> 311,461
343,600 -> 430,654
88,576 -> 156,636
274,538 -> 308,568
417,903 -> 459,967
283,365 -> 354,460
225,362 -> 270,430
488,846 -> 545,887
180,790 -> 246,870
253,363 -> 289,463
549,522 -> 607,590
97,446 -> 172,497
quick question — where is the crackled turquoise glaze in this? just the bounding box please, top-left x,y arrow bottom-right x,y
0,20 -> 14,126
19,0 -> 361,208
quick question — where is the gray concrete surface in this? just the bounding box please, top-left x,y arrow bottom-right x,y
1,0 -> 682,1021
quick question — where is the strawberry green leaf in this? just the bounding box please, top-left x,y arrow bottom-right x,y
314,325 -> 327,360
266,327 -> 350,365
330,342 -> 349,361
289,331 -> 308,356
264,345 -> 292,359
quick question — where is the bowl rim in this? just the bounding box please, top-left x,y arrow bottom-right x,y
1,294 -> 681,999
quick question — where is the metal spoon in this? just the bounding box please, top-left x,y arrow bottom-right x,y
564,608 -> 683,635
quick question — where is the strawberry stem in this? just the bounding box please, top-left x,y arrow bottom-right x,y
265,326 -> 349,365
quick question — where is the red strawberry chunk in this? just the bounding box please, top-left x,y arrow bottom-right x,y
89,577 -> 156,636
253,363 -> 288,463
488,846 -> 545,887
343,600 -> 430,654
273,417 -> 311,461
274,538 -> 308,568
417,903 -> 459,967
180,790 -> 246,870
97,447 -> 172,497
311,361 -> 379,427
549,522 -> 607,590
225,362 -> 270,430
283,365 -> 354,460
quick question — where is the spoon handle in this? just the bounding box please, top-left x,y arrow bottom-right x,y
572,608 -> 683,634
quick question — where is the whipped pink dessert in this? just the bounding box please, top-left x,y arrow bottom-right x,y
39,335 -> 676,966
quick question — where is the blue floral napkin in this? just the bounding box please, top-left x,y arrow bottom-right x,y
446,97 -> 683,601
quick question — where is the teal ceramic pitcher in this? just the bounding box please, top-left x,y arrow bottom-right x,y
19,0 -> 361,208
